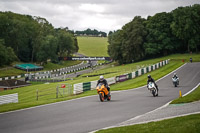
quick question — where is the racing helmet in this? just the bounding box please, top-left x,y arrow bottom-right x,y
174,73 -> 176,76
100,75 -> 104,80
148,75 -> 151,78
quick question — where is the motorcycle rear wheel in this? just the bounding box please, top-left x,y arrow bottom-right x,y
107,95 -> 111,101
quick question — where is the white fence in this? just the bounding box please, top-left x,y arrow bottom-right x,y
0,93 -> 18,105
73,83 -> 84,95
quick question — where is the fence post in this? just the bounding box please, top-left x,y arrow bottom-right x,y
56,86 -> 58,98
36,89 -> 38,101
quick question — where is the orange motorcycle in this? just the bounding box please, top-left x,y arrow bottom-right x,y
96,83 -> 111,102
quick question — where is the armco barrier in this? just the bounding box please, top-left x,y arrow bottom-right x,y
107,77 -> 116,85
73,59 -> 169,95
73,83 -> 83,95
127,73 -> 132,79
135,70 -> 139,77
116,75 -> 129,82
132,71 -> 136,79
91,80 -> 98,90
83,82 -> 91,91
0,93 -> 18,105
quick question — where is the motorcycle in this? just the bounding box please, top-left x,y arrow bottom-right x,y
148,82 -> 158,97
172,77 -> 179,87
96,83 -> 111,102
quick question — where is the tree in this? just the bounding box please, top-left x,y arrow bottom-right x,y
36,35 -> 58,64
121,16 -> 147,63
108,30 -> 123,64
0,11 -> 79,65
75,29 -> 107,37
0,39 -> 17,66
57,29 -> 77,57
108,16 -> 147,64
171,5 -> 200,53
144,12 -> 178,57
188,4 -> 200,52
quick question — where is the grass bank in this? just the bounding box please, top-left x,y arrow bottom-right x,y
96,113 -> 200,133
171,85 -> 200,104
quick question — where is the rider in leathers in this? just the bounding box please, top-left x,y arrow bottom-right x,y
147,75 -> 158,91
172,73 -> 179,85
97,75 -> 110,92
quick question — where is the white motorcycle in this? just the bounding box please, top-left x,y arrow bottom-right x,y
172,77 -> 179,87
148,82 -> 158,97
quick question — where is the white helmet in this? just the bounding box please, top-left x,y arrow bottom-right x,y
100,75 -> 104,80
174,73 -> 176,76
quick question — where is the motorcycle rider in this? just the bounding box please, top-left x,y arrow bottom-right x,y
172,73 -> 179,85
97,75 -> 110,92
147,75 -> 158,91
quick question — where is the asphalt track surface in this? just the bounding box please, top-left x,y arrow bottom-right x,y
0,63 -> 200,133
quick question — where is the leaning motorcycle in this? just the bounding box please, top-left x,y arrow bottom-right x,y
172,77 -> 179,87
96,83 -> 111,102
148,82 -> 158,97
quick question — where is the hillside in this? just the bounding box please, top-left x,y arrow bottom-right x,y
77,36 -> 109,57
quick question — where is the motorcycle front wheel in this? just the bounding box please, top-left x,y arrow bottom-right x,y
152,90 -> 156,97
99,93 -> 104,102
156,89 -> 158,96
175,83 -> 177,87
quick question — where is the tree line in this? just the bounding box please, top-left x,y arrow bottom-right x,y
0,11 -> 78,66
75,28 -> 107,37
108,4 -> 200,64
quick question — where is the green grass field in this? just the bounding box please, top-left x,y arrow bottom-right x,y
0,54 -> 199,113
77,36 -> 109,56
97,113 -> 200,133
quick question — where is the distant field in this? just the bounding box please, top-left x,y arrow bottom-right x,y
77,36 -> 109,57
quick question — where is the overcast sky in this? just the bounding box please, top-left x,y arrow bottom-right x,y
0,0 -> 199,33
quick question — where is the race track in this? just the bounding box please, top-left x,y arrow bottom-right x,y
0,63 -> 200,133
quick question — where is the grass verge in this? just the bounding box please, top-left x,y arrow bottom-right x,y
171,85 -> 200,104
96,113 -> 200,133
